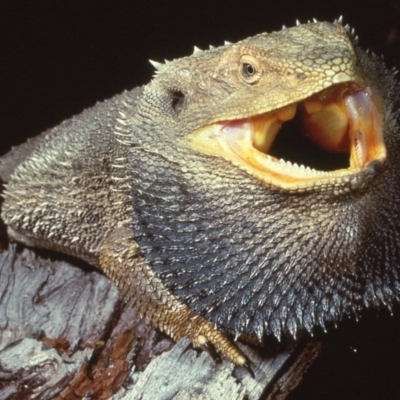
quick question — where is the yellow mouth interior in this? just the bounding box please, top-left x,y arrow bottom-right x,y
189,83 -> 386,190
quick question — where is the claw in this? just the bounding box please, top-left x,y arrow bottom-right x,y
242,360 -> 255,378
201,341 -> 222,364
183,340 -> 194,353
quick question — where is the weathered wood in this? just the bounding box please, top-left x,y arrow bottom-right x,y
0,243 -> 174,400
114,339 -> 322,400
0,236 -> 321,399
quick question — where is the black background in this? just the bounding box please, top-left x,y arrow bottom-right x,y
1,1 -> 400,399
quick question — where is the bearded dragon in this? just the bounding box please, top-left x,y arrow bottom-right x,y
1,19 -> 399,368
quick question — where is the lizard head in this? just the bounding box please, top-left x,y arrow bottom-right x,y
147,21 -> 387,193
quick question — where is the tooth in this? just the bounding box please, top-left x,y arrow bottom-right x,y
267,155 -> 278,162
355,131 -> 367,166
276,104 -> 297,121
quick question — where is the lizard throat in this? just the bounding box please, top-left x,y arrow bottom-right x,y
188,84 -> 386,192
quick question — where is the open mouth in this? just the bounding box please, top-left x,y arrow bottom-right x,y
189,83 -> 386,191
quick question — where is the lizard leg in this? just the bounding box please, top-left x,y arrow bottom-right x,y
100,227 -> 248,366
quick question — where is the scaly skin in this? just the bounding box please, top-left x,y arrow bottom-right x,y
1,20 -> 400,365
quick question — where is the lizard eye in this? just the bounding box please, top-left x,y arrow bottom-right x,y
239,55 -> 262,84
242,63 -> 256,76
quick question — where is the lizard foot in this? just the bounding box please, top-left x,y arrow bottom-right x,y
167,309 -> 249,367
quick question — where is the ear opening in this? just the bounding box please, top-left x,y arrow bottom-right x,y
171,91 -> 185,114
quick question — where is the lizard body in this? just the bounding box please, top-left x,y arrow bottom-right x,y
1,20 -> 400,366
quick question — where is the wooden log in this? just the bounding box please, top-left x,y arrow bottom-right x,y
0,243 -> 174,400
0,232 -> 321,399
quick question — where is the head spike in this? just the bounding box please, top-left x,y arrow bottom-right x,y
337,15 -> 343,24
224,40 -> 232,45
313,18 -> 318,23
149,59 -> 164,71
193,46 -> 202,55
282,24 -> 287,30
209,44 -> 215,49
296,19 -> 301,26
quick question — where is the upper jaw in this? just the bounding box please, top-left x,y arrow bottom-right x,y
188,83 -> 386,193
